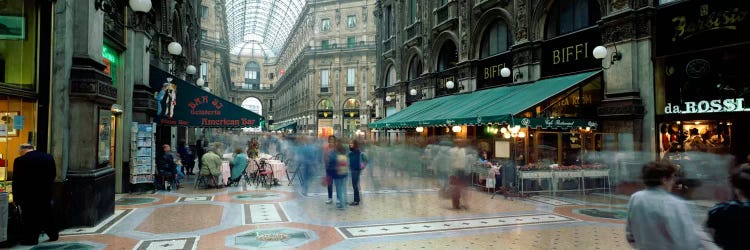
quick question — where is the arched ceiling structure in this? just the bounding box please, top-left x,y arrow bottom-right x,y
225,0 -> 307,58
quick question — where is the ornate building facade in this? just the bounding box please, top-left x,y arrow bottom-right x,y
373,0 -> 656,155
230,0 -> 378,138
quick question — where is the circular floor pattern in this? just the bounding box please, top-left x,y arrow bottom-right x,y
230,227 -> 316,248
573,208 -> 628,220
233,192 -> 285,201
115,197 -> 158,206
30,242 -> 96,250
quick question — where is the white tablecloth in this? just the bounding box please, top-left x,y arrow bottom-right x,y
219,161 -> 231,185
266,160 -> 286,181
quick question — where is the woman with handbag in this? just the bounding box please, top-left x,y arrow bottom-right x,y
348,139 -> 368,206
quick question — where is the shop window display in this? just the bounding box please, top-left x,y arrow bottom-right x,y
0,0 -> 36,90
659,121 -> 732,160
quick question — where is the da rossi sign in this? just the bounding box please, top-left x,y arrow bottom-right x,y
664,98 -> 750,114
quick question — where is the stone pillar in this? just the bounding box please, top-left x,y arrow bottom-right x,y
596,6 -> 654,155
63,0 -> 116,227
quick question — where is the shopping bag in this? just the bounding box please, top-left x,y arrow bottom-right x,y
321,176 -> 332,186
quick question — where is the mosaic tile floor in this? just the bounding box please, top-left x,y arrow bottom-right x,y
5,169 -> 720,249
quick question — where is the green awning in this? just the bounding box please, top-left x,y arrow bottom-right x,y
369,71 -> 600,129
150,66 -> 264,128
273,122 -> 297,132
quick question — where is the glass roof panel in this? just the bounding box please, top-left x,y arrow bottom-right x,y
225,0 -> 307,57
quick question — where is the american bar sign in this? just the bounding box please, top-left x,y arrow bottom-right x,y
664,98 -> 750,114
150,66 -> 264,127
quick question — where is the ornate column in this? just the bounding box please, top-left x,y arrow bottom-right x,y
64,0 -> 117,227
596,1 -> 655,153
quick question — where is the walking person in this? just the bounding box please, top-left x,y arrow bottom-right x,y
323,135 -> 336,204
12,144 -> 58,245
706,165 -> 750,250
348,139 -> 368,206
625,161 -> 702,249
329,141 -> 349,210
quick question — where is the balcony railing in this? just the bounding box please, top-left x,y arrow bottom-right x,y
306,41 -> 377,52
433,1 -> 457,27
383,37 -> 393,52
405,21 -> 421,42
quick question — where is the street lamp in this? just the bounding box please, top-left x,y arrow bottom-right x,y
186,65 -> 197,75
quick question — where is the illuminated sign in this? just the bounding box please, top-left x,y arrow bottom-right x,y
664,98 -> 749,114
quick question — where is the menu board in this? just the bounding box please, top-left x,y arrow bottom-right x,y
129,122 -> 155,184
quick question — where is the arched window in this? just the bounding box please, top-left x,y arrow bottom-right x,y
545,0 -> 600,38
244,61 -> 260,89
343,98 -> 360,109
437,41 -> 458,71
385,65 -> 397,86
480,19 -> 512,59
318,99 -> 334,110
408,55 -> 422,80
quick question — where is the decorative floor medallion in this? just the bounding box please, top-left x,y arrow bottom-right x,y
230,228 -> 316,249
574,208 -> 628,220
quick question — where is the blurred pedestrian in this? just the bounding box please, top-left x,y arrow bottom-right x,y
706,165 -> 750,250
323,135 -> 336,204
177,140 -> 193,175
12,144 -> 58,245
348,139 -> 368,206
330,141 -> 349,210
626,161 -> 702,249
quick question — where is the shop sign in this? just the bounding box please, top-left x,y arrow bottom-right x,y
149,66 -> 263,127
664,98 -> 749,114
541,28 -> 601,77
656,0 -> 749,57
476,52 -> 512,89
343,110 -> 360,119
318,110 -> 333,119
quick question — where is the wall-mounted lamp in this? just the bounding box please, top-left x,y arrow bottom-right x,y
197,78 -> 205,86
445,81 -> 464,91
410,88 -> 425,99
186,65 -> 197,75
593,45 -> 622,69
111,104 -> 124,116
385,95 -> 398,103
416,126 -> 424,133
500,67 -> 523,81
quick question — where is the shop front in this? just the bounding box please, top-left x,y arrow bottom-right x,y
317,99 -> 334,138
342,98 -> 360,138
654,0 -> 750,162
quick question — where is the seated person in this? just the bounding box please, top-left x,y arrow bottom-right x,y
156,149 -> 177,190
227,147 -> 249,186
174,158 -> 185,188
200,144 -> 223,188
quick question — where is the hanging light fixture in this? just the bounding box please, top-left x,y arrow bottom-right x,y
416,127 -> 424,133
167,42 -> 183,55
186,65 -> 197,75
452,125 -> 462,133
129,0 -> 152,13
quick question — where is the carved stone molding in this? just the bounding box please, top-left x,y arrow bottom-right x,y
513,49 -> 532,66
611,0 -> 629,12
515,0 -> 528,42
69,57 -> 117,104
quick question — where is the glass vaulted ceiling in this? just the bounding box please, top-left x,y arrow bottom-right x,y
226,0 -> 307,58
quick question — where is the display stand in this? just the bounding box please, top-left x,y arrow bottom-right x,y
129,123 -> 155,186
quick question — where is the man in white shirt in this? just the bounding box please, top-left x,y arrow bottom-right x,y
626,161 -> 702,250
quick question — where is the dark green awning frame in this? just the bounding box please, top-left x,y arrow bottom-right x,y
369,71 -> 601,129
